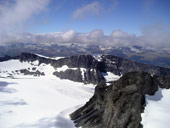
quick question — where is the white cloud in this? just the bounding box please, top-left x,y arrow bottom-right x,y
111,30 -> 130,38
1,23 -> 170,49
139,23 -> 170,48
0,0 -> 50,33
62,30 -> 76,42
89,29 -> 104,39
71,1 -> 101,20
0,29 -> 136,47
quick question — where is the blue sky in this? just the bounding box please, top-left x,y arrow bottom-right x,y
23,0 -> 170,35
0,0 -> 169,35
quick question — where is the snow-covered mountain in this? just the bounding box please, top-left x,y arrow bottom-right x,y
0,55 -> 96,128
0,53 -> 170,128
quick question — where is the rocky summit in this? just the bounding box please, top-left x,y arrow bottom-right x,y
70,71 -> 168,128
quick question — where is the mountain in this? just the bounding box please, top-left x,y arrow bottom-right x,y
0,53 -> 97,128
0,53 -> 170,128
0,43 -> 170,68
1,52 -> 170,84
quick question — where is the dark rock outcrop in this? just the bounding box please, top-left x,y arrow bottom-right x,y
20,69 -> 45,76
0,55 -> 18,62
154,75 -> 170,89
70,72 -> 159,128
53,69 -> 83,83
83,69 -> 105,84
53,69 -> 105,84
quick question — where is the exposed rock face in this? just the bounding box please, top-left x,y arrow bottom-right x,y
83,69 -> 105,84
20,69 -> 45,76
0,55 -> 18,62
53,69 -> 83,83
70,72 -> 159,128
53,69 -> 105,84
154,75 -> 170,89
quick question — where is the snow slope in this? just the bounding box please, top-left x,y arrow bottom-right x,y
141,88 -> 170,128
0,59 -> 95,128
0,77 -> 95,128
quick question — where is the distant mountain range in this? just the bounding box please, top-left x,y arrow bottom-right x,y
0,43 -> 170,68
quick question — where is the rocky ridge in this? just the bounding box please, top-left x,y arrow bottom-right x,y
70,71 -> 169,128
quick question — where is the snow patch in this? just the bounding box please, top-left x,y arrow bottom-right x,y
31,60 -> 39,65
52,57 -> 65,60
102,72 -> 120,82
80,68 -> 86,81
56,65 -> 78,72
35,54 -> 65,60
0,59 -> 56,78
141,88 -> 170,128
93,54 -> 102,62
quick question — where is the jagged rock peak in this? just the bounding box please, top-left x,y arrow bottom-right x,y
70,71 -> 159,128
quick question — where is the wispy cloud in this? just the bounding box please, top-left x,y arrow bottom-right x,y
0,0 -> 50,33
71,1 -> 101,20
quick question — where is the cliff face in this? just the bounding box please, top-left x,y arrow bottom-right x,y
70,72 -> 159,128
